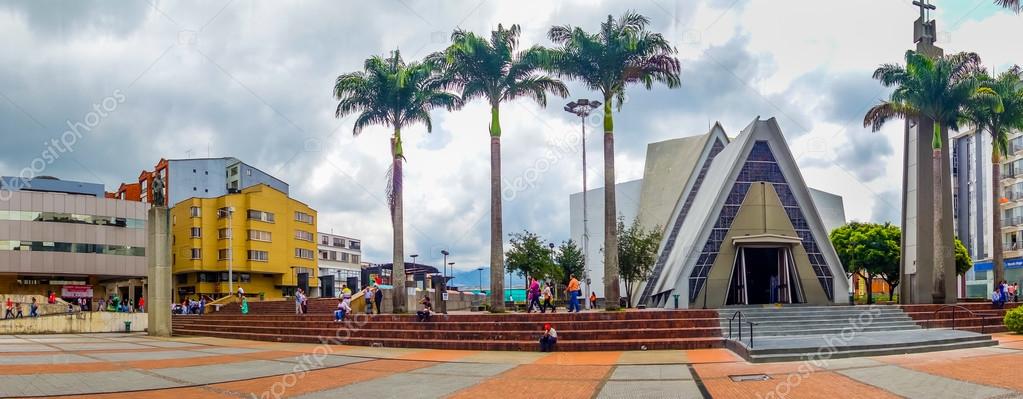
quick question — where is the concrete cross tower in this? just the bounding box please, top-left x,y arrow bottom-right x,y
901,0 -> 956,304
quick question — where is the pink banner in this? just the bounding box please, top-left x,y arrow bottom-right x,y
61,285 -> 93,298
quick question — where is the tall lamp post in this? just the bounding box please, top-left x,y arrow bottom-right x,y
548,242 -> 557,300
440,250 -> 449,314
564,99 -> 601,309
476,267 -> 485,293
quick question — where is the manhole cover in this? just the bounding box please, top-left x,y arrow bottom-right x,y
729,374 -> 771,382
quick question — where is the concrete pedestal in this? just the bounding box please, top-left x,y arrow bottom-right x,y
146,206 -> 172,336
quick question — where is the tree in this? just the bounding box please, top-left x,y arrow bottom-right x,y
617,217 -> 663,306
963,66 -> 1023,284
505,230 -> 557,283
955,237 -> 974,276
555,239 -> 585,286
830,222 -> 901,303
864,50 -> 994,303
433,24 -> 568,312
547,11 -> 681,309
333,50 -> 461,312
995,0 -> 1021,13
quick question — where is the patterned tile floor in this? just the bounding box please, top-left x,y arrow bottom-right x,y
1,332 -> 1023,398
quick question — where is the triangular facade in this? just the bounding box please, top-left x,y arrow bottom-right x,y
642,117 -> 849,308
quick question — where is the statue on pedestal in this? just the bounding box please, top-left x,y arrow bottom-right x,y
152,173 -> 165,207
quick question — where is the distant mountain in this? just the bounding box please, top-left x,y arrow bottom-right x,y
448,267 -> 530,290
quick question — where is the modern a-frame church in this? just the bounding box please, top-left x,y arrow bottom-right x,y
569,117 -> 849,309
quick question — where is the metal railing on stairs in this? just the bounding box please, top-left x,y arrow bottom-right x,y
924,305 -> 994,334
727,310 -> 759,349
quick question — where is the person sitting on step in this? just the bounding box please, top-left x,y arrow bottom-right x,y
417,296 -> 433,322
539,323 -> 558,352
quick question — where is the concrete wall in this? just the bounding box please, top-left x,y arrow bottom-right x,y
569,179 -> 643,298
0,190 -> 148,277
0,311 -> 147,334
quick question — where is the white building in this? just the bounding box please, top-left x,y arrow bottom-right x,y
570,117 -> 849,308
315,232 -> 362,297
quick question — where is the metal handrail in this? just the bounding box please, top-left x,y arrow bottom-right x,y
727,311 -> 758,349
925,304 -> 993,334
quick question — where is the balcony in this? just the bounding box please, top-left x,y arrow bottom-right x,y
1005,242 -> 1021,252
1003,216 -> 1023,227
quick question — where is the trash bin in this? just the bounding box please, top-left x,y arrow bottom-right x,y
124,321 -> 132,332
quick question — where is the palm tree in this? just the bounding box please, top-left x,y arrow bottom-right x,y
433,24 -> 568,313
995,0 -> 1021,13
547,12 -> 680,309
333,50 -> 461,313
964,66 -> 1023,284
864,50 -> 994,303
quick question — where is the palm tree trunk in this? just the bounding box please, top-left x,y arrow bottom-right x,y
391,132 -> 406,313
603,101 -> 620,310
489,105 -> 505,312
993,149 -> 1005,284
932,123 -> 947,303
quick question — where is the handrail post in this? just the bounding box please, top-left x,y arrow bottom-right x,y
738,313 -> 742,342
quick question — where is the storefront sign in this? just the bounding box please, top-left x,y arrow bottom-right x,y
61,285 -> 93,298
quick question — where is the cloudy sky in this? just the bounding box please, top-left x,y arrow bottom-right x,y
0,0 -> 1019,272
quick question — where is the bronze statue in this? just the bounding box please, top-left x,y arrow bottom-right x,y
152,172 -> 165,207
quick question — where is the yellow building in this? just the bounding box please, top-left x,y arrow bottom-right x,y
170,184 -> 317,302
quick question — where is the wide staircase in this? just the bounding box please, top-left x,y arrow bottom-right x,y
721,305 -> 997,363
900,302 -> 1019,333
172,306 -> 725,352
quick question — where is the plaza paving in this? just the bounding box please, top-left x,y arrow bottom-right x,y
2,333 -> 1023,398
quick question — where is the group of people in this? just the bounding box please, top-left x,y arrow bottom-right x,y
98,294 -> 144,313
173,296 -> 206,315
524,274 -> 592,313
336,284 -> 385,321
992,280 -> 1020,308
3,296 -> 38,319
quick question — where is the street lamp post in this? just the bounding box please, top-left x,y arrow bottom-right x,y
476,267 -> 484,293
548,242 -> 557,300
440,250 -> 449,314
564,99 -> 601,309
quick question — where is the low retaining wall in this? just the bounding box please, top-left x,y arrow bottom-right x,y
0,311 -> 148,334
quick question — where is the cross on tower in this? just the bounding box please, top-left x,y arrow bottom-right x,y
913,0 -> 936,21
912,0 -> 938,45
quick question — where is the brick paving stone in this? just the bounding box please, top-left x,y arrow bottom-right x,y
701,369 -> 902,399
292,364 -> 496,399
51,342 -> 152,351
145,359 -> 310,385
0,353 -> 97,365
89,349 -> 219,362
615,349 -> 687,364
838,365 -> 1012,399
903,353 -> 1023,392
407,362 -> 516,377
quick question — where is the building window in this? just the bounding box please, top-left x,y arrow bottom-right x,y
351,254 -> 360,264
329,251 -> 337,261
218,249 -> 232,260
333,238 -> 344,248
190,206 -> 201,218
320,250 -> 328,260
247,210 -> 275,223
320,235 -> 329,245
218,228 -> 232,239
295,248 -> 314,259
190,227 -> 201,238
341,252 -> 349,262
295,230 -> 313,241
176,274 -> 188,284
190,248 -> 201,259
248,230 -> 272,242
217,207 -> 231,218
248,250 -> 268,261
294,211 -> 314,224
349,240 -> 360,250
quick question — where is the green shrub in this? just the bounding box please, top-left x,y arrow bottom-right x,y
1004,306 -> 1023,333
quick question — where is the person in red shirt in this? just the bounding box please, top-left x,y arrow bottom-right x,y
138,297 -> 145,312
48,292 -> 56,304
4,297 -> 14,319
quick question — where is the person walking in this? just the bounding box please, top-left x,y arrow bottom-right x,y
541,283 -> 555,313
240,296 -> 249,315
566,274 -> 581,313
527,277 -> 541,313
373,285 -> 383,314
363,286 -> 374,315
294,289 -> 305,315
589,292 -> 597,309
4,297 -> 13,319
29,297 -> 38,317
14,302 -> 23,318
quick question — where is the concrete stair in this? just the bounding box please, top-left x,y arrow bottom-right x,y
899,303 -> 1018,334
172,309 -> 727,352
720,305 -> 997,363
